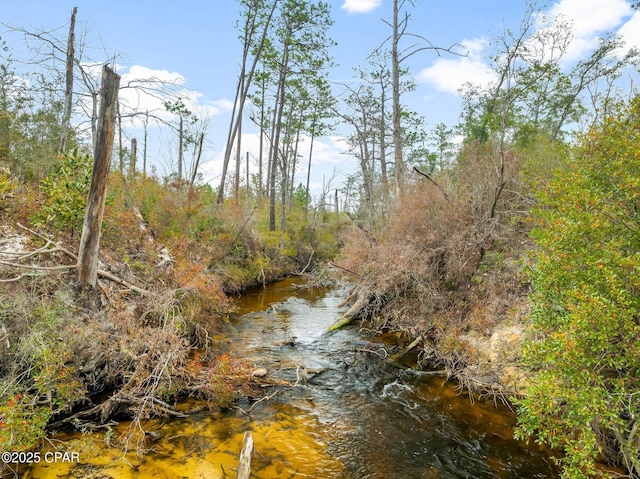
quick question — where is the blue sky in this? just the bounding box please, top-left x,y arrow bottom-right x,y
2,0 -> 639,195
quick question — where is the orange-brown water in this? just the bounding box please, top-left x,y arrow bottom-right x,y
21,277 -> 558,478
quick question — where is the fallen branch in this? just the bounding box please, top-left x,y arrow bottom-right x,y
338,287 -> 357,308
329,262 -> 361,278
14,223 -> 151,296
297,247 -> 314,275
391,336 -> 422,361
328,290 -> 371,332
95,268 -> 151,296
149,396 -> 188,418
413,166 -> 450,201
0,260 -> 75,271
345,212 -> 377,243
236,431 -> 254,479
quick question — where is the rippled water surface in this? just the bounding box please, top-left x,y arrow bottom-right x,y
23,277 -> 558,478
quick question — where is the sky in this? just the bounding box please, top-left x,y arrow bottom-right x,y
2,0 -> 639,197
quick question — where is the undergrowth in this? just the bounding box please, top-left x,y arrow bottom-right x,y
0,168 -> 342,467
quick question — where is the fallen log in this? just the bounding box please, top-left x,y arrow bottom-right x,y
328,290 -> 370,332
337,287 -> 357,308
236,431 -> 254,479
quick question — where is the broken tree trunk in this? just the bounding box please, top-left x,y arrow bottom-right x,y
77,65 -> 120,293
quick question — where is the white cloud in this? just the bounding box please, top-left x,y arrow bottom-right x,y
341,0 -> 381,14
547,0 -> 632,61
615,11 -> 640,56
200,133 -> 352,195
115,65 -> 231,130
416,38 -> 496,94
418,0 -> 635,95
210,98 -> 234,111
122,65 -> 187,86
117,65 -> 189,126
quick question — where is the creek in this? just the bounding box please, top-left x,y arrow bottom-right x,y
23,277 -> 558,478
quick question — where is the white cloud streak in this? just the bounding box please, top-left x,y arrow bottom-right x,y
416,38 -> 496,94
417,0 -> 636,95
613,10 -> 640,57
341,0 -> 381,14
116,65 -> 231,129
547,0 -> 632,61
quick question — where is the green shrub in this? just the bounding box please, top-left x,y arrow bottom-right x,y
0,291 -> 85,452
32,149 -> 92,236
515,99 -> 640,478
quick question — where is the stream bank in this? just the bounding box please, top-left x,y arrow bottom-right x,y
22,277 -> 559,479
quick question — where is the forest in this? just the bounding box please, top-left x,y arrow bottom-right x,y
0,1 -> 639,478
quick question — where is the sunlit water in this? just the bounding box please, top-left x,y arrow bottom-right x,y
21,277 -> 558,478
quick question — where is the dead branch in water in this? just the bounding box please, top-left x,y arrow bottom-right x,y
236,431 -> 254,479
328,288 -> 371,332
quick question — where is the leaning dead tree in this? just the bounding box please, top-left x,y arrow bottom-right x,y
77,65 -> 120,293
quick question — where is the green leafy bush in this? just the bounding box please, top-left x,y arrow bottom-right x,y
32,148 -> 92,236
515,99 -> 640,478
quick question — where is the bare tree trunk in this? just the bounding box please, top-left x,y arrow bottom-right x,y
189,132 -> 204,189
58,7 -> 77,155
289,118 -> 302,209
258,83 -> 266,198
269,57 -> 288,231
143,111 -> 148,176
130,138 -> 137,178
217,0 -> 278,204
178,115 -> 183,181
379,83 -> 389,199
246,151 -> 250,199
77,65 -> 120,296
304,128 -> 315,218
234,109 -> 242,199
117,100 -> 123,173
391,0 -> 405,199
236,431 -> 254,479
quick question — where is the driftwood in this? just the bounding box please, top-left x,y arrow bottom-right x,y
328,288 -> 370,332
236,431 -> 254,479
338,287 -> 357,308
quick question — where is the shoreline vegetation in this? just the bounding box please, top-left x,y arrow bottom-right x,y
1,2 -> 639,477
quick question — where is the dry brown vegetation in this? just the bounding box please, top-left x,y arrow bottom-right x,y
337,139 -> 536,398
0,169 -> 340,465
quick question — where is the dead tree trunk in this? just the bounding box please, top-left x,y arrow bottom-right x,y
189,132 -> 204,189
130,138 -> 137,178
58,7 -> 77,155
77,65 -> 120,296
